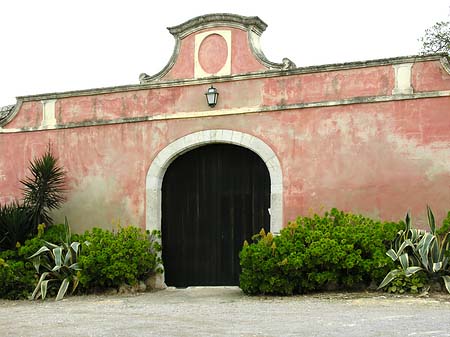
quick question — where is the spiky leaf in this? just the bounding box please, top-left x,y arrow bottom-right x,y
432,262 -> 443,272
40,280 -> 51,300
53,247 -> 62,268
405,212 -> 411,232
418,233 -> 435,269
67,262 -> 80,271
378,269 -> 403,289
404,266 -> 423,276
427,205 -> 436,234
70,241 -> 81,254
20,146 -> 66,228
29,246 -> 51,259
399,253 -> 409,270
56,278 -> 70,301
397,239 -> 414,256
31,272 -> 50,299
442,275 -> 450,294
43,241 -> 60,250
72,277 -> 80,294
386,249 -> 398,261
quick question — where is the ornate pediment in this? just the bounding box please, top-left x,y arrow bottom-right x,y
139,13 -> 296,84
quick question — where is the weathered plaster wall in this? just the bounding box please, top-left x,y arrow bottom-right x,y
4,62 -> 400,130
1,92 -> 449,232
5,101 -> 42,129
279,98 -> 450,224
412,60 -> 450,92
1,14 -> 450,232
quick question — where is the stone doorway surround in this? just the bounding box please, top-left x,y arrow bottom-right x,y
145,129 -> 283,235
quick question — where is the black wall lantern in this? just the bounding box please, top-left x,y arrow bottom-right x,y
205,85 -> 219,107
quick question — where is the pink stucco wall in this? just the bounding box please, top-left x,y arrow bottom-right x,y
6,64 -> 396,130
1,17 -> 450,232
2,94 -> 450,232
412,60 -> 450,92
162,27 -> 266,80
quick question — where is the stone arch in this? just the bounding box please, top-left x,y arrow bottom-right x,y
145,129 -> 283,234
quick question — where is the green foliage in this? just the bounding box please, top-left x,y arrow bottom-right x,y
436,211 -> 450,236
0,223 -> 71,300
240,209 -> 401,295
384,270 -> 427,294
20,146 -> 66,230
77,226 -> 162,290
0,146 -> 66,251
420,20 -> 450,54
0,250 -> 36,299
18,223 -> 69,260
379,206 -> 450,293
0,202 -> 33,251
29,219 -> 83,301
239,229 -> 295,295
1,220 -> 163,300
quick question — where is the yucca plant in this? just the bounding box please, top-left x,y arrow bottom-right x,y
0,146 -> 66,250
29,218 -> 85,301
379,206 -> 450,293
21,146 -> 66,231
0,202 -> 33,251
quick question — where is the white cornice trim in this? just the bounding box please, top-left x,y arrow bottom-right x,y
167,13 -> 267,38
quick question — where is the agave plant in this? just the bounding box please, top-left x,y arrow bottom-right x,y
29,218 -> 85,301
379,206 -> 450,293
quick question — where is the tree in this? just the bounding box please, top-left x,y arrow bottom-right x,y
21,146 -> 66,230
0,146 -> 66,250
420,21 -> 450,54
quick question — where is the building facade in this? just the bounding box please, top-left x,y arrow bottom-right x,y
1,14 -> 450,285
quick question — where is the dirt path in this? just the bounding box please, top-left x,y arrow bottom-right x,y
1,287 -> 450,337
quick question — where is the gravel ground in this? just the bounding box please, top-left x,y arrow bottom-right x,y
1,287 -> 450,337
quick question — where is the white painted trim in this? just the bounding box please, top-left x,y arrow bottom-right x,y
41,99 -> 57,127
145,129 -> 283,237
392,63 -> 413,95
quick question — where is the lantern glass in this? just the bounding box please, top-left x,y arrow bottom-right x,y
205,86 -> 219,107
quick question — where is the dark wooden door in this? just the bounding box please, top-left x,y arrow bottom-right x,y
162,144 -> 270,287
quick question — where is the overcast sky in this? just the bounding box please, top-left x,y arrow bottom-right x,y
0,0 -> 448,107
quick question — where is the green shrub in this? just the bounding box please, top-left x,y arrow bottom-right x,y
239,208 -> 402,295
18,223 -> 68,259
0,250 -> 36,300
1,222 -> 163,300
384,269 -> 427,294
0,222 -> 79,300
437,211 -> 450,236
0,202 -> 33,251
77,226 -> 162,290
239,230 -> 295,295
